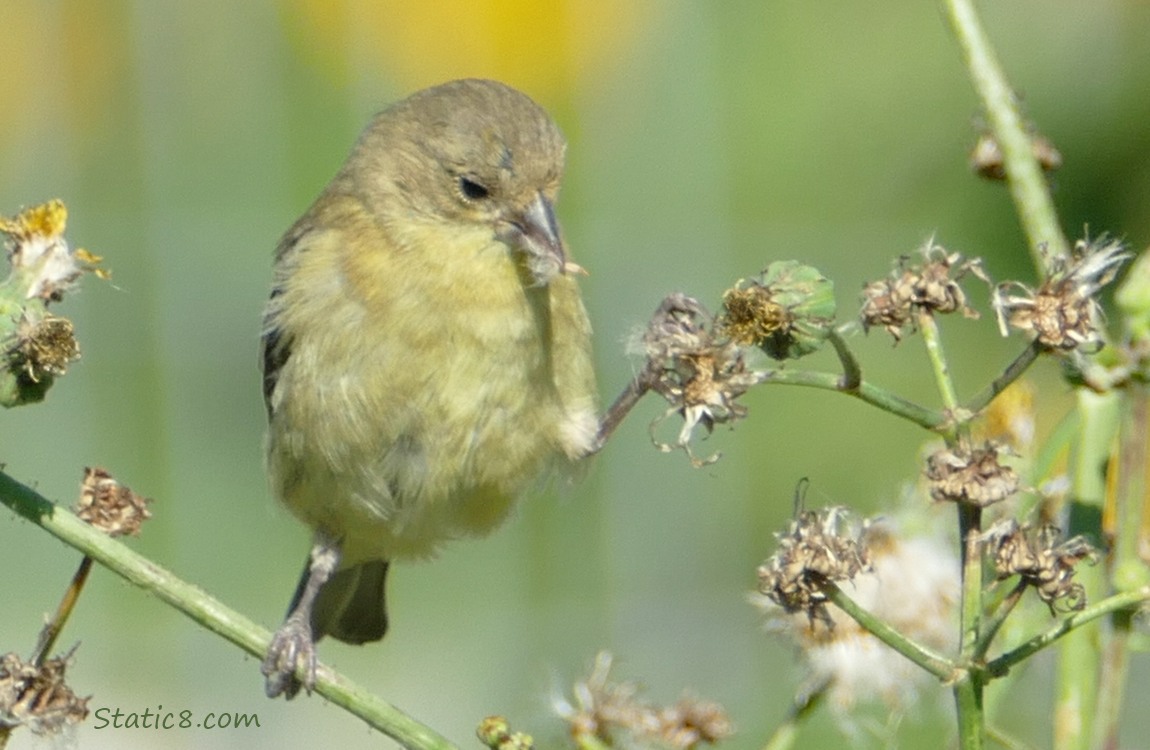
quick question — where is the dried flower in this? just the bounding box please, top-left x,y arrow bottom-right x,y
755,507 -> 870,628
74,467 -> 152,537
751,521 -> 959,714
986,520 -> 1097,613
7,312 -> 80,383
553,652 -> 733,749
0,200 -> 107,302
925,442 -> 1019,507
638,294 -> 760,466
993,238 -> 1130,351
0,650 -> 89,736
718,261 -> 836,360
861,242 -> 987,342
969,132 -> 1062,181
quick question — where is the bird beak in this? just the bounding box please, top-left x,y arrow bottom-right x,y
504,192 -> 567,285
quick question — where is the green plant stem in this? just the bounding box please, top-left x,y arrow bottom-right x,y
1092,384 -> 1150,750
821,581 -> 956,681
941,0 -> 1068,267
760,685 -> 826,750
957,505 -> 986,750
826,328 -> 861,390
574,735 -> 613,750
985,587 -> 1150,677
917,310 -> 961,421
974,579 -> 1027,660
963,341 -> 1043,417
756,369 -> 945,431
0,470 -> 458,750
1053,390 -> 1119,749
954,676 -> 985,750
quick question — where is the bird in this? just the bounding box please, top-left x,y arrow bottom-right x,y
259,79 -> 599,699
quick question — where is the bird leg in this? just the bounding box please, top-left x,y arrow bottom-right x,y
261,535 -> 341,699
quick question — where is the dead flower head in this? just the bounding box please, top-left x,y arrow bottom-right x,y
717,261 -> 836,361
0,200 -> 107,303
969,132 -> 1062,181
756,506 -> 871,628
987,520 -> 1097,613
74,467 -> 152,537
925,442 -> 1020,508
993,238 -> 1130,351
7,312 -> 80,383
553,652 -> 733,750
861,241 -> 987,342
750,520 -> 959,715
638,294 -> 760,467
0,650 -> 89,737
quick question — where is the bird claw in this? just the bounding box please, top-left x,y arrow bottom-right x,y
262,615 -> 316,699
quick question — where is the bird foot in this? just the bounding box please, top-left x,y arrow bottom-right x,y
261,615 -> 316,699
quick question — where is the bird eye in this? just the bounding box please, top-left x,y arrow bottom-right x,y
458,176 -> 491,201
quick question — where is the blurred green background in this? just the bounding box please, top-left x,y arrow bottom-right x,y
3,1 -> 1150,748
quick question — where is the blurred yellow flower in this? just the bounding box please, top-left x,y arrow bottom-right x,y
278,0 -> 656,98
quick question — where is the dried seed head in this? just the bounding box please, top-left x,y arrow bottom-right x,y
970,132 -> 1062,181
718,261 -> 836,360
553,652 -> 732,749
756,507 -> 871,628
925,442 -> 1019,507
74,467 -> 152,537
656,696 -> 734,750
986,520 -> 1097,613
7,313 -> 80,383
750,520 -> 959,714
861,242 -> 987,342
0,651 -> 89,736
640,294 -> 759,467
993,238 -> 1131,351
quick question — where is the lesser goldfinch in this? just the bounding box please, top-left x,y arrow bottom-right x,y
259,79 -> 598,698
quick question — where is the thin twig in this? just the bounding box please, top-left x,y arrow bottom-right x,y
0,470 -> 459,750
963,341 -> 1043,417
941,0 -> 1069,268
755,369 -> 946,431
985,587 -> 1150,677
30,555 -> 94,665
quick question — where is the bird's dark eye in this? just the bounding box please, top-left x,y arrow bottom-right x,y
458,176 -> 490,201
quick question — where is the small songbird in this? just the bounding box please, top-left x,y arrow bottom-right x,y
259,79 -> 599,698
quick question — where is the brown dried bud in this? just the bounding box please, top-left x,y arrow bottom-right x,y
861,243 -> 987,342
0,651 -> 89,736
553,652 -> 732,749
8,313 -> 80,382
987,521 -> 1096,613
656,696 -> 734,749
925,442 -> 1019,507
74,467 -> 152,537
993,238 -> 1130,351
756,507 -> 870,627
970,133 -> 1062,181
640,295 -> 759,466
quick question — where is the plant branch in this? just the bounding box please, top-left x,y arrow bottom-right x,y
985,587 -> 1150,677
756,369 -> 946,431
963,341 -> 1043,417
0,470 -> 459,750
821,580 -> 956,682
941,0 -> 1068,268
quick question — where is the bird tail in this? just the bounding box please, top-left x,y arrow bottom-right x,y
288,557 -> 391,644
